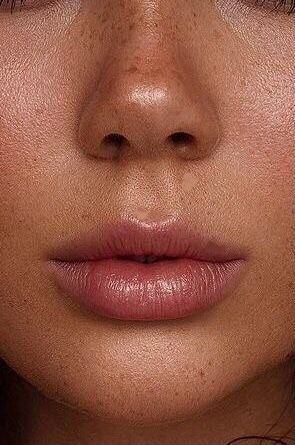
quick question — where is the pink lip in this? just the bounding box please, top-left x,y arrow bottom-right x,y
46,217 -> 247,321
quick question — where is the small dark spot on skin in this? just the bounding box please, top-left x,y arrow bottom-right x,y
89,42 -> 95,53
81,212 -> 91,221
126,65 -> 138,73
35,108 -> 45,116
285,352 -> 294,361
199,369 -> 205,377
208,361 -> 212,366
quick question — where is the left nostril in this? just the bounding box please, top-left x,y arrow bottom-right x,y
168,132 -> 196,147
97,133 -> 130,159
102,133 -> 128,149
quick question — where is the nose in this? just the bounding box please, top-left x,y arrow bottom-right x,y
78,21 -> 220,161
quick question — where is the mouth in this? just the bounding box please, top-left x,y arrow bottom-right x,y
117,255 -> 171,263
46,217 -> 247,321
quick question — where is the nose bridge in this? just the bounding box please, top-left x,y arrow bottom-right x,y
103,0 -> 177,77
107,0 -> 185,87
118,0 -> 175,50
99,13 -> 183,105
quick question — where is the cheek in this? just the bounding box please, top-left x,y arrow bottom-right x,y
0,66 -> 75,226
0,125 -> 40,225
228,65 -> 293,205
242,106 -> 292,204
215,0 -> 293,197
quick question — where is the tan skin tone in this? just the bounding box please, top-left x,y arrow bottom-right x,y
0,0 -> 294,443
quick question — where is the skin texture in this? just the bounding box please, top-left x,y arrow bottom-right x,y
0,0 -> 294,443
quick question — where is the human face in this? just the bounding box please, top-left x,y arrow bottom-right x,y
0,0 -> 293,432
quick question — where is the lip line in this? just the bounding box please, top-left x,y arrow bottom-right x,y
51,257 -> 243,264
48,217 -> 247,264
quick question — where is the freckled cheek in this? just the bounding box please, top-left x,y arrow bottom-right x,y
0,142 -> 38,190
0,130 -> 47,228
0,87 -> 67,200
258,138 -> 292,183
241,93 -> 293,194
247,151 -> 293,213
254,160 -> 292,226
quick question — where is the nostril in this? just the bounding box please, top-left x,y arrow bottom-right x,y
98,133 -> 130,159
102,133 -> 128,149
168,132 -> 196,147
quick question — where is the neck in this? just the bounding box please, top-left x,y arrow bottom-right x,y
16,359 -> 295,445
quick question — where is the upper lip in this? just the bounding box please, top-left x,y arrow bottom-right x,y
48,215 -> 246,263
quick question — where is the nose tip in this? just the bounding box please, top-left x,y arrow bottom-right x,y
79,66 -> 220,161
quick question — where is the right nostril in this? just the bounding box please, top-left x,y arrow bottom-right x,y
102,133 -> 127,149
168,132 -> 196,147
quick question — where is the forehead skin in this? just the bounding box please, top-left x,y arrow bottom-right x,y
0,0 -> 293,441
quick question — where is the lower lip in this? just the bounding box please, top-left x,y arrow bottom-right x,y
47,258 -> 245,321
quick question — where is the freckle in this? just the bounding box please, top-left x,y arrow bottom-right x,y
285,352 -> 294,360
199,369 -> 205,377
126,65 -> 138,74
82,213 -> 91,221
101,13 -> 109,24
35,108 -> 45,115
208,361 -> 212,366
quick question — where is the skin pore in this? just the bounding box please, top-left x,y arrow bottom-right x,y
0,0 -> 294,444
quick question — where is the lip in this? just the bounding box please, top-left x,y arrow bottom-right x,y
46,216 -> 247,321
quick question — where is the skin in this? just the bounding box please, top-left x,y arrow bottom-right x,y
0,0 -> 294,443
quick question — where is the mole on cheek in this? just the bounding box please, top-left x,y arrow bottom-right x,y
199,369 -> 205,378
